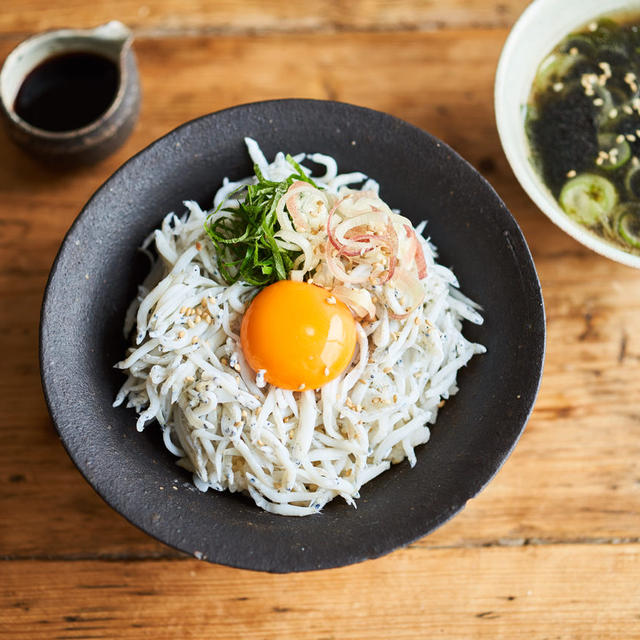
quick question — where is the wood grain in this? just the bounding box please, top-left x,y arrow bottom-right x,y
1,30 -> 639,561
0,0 -> 530,37
3,545 -> 640,639
2,7 -> 640,639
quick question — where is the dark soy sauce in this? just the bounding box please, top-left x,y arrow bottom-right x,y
14,51 -> 119,132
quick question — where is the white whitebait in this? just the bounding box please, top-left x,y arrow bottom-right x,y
114,139 -> 485,516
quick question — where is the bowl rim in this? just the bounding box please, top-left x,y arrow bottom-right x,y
40,98 -> 546,572
495,0 -> 640,269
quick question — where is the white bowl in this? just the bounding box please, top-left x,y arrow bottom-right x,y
495,0 -> 640,269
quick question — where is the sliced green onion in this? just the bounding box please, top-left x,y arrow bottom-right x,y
597,133 -> 631,170
624,164 -> 640,198
534,53 -> 578,91
613,203 -> 640,248
562,34 -> 596,57
559,173 -> 618,226
592,86 -> 615,125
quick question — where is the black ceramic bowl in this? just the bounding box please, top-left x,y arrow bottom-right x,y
40,99 -> 545,573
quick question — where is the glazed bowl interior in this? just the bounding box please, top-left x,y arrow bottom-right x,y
40,99 -> 545,572
495,0 -> 640,269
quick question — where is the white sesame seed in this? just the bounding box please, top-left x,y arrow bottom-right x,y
589,22 -> 598,32
593,98 -> 604,107
569,47 -> 578,56
566,170 -> 577,178
617,135 -> 626,144
628,134 -> 637,142
598,61 -> 612,77
609,108 -> 618,119
624,105 -> 634,114
634,157 -> 640,167
596,157 -> 604,165
553,82 -> 564,92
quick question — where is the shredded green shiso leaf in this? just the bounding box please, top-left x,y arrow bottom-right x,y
204,155 -> 317,287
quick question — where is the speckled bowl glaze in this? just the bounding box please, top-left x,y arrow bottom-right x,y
40,99 -> 545,572
0,21 -> 140,165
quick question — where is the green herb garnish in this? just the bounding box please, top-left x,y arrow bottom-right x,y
205,156 -> 317,286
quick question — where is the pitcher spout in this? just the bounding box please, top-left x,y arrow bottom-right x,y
91,21 -> 133,54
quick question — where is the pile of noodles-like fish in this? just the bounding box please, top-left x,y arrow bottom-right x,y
114,139 -> 485,515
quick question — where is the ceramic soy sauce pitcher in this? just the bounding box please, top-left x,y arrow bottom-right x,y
0,21 -> 140,165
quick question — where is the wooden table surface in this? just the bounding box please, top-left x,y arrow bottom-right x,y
2,1 -> 640,638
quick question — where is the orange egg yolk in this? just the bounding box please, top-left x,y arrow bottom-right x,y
240,281 -> 357,391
